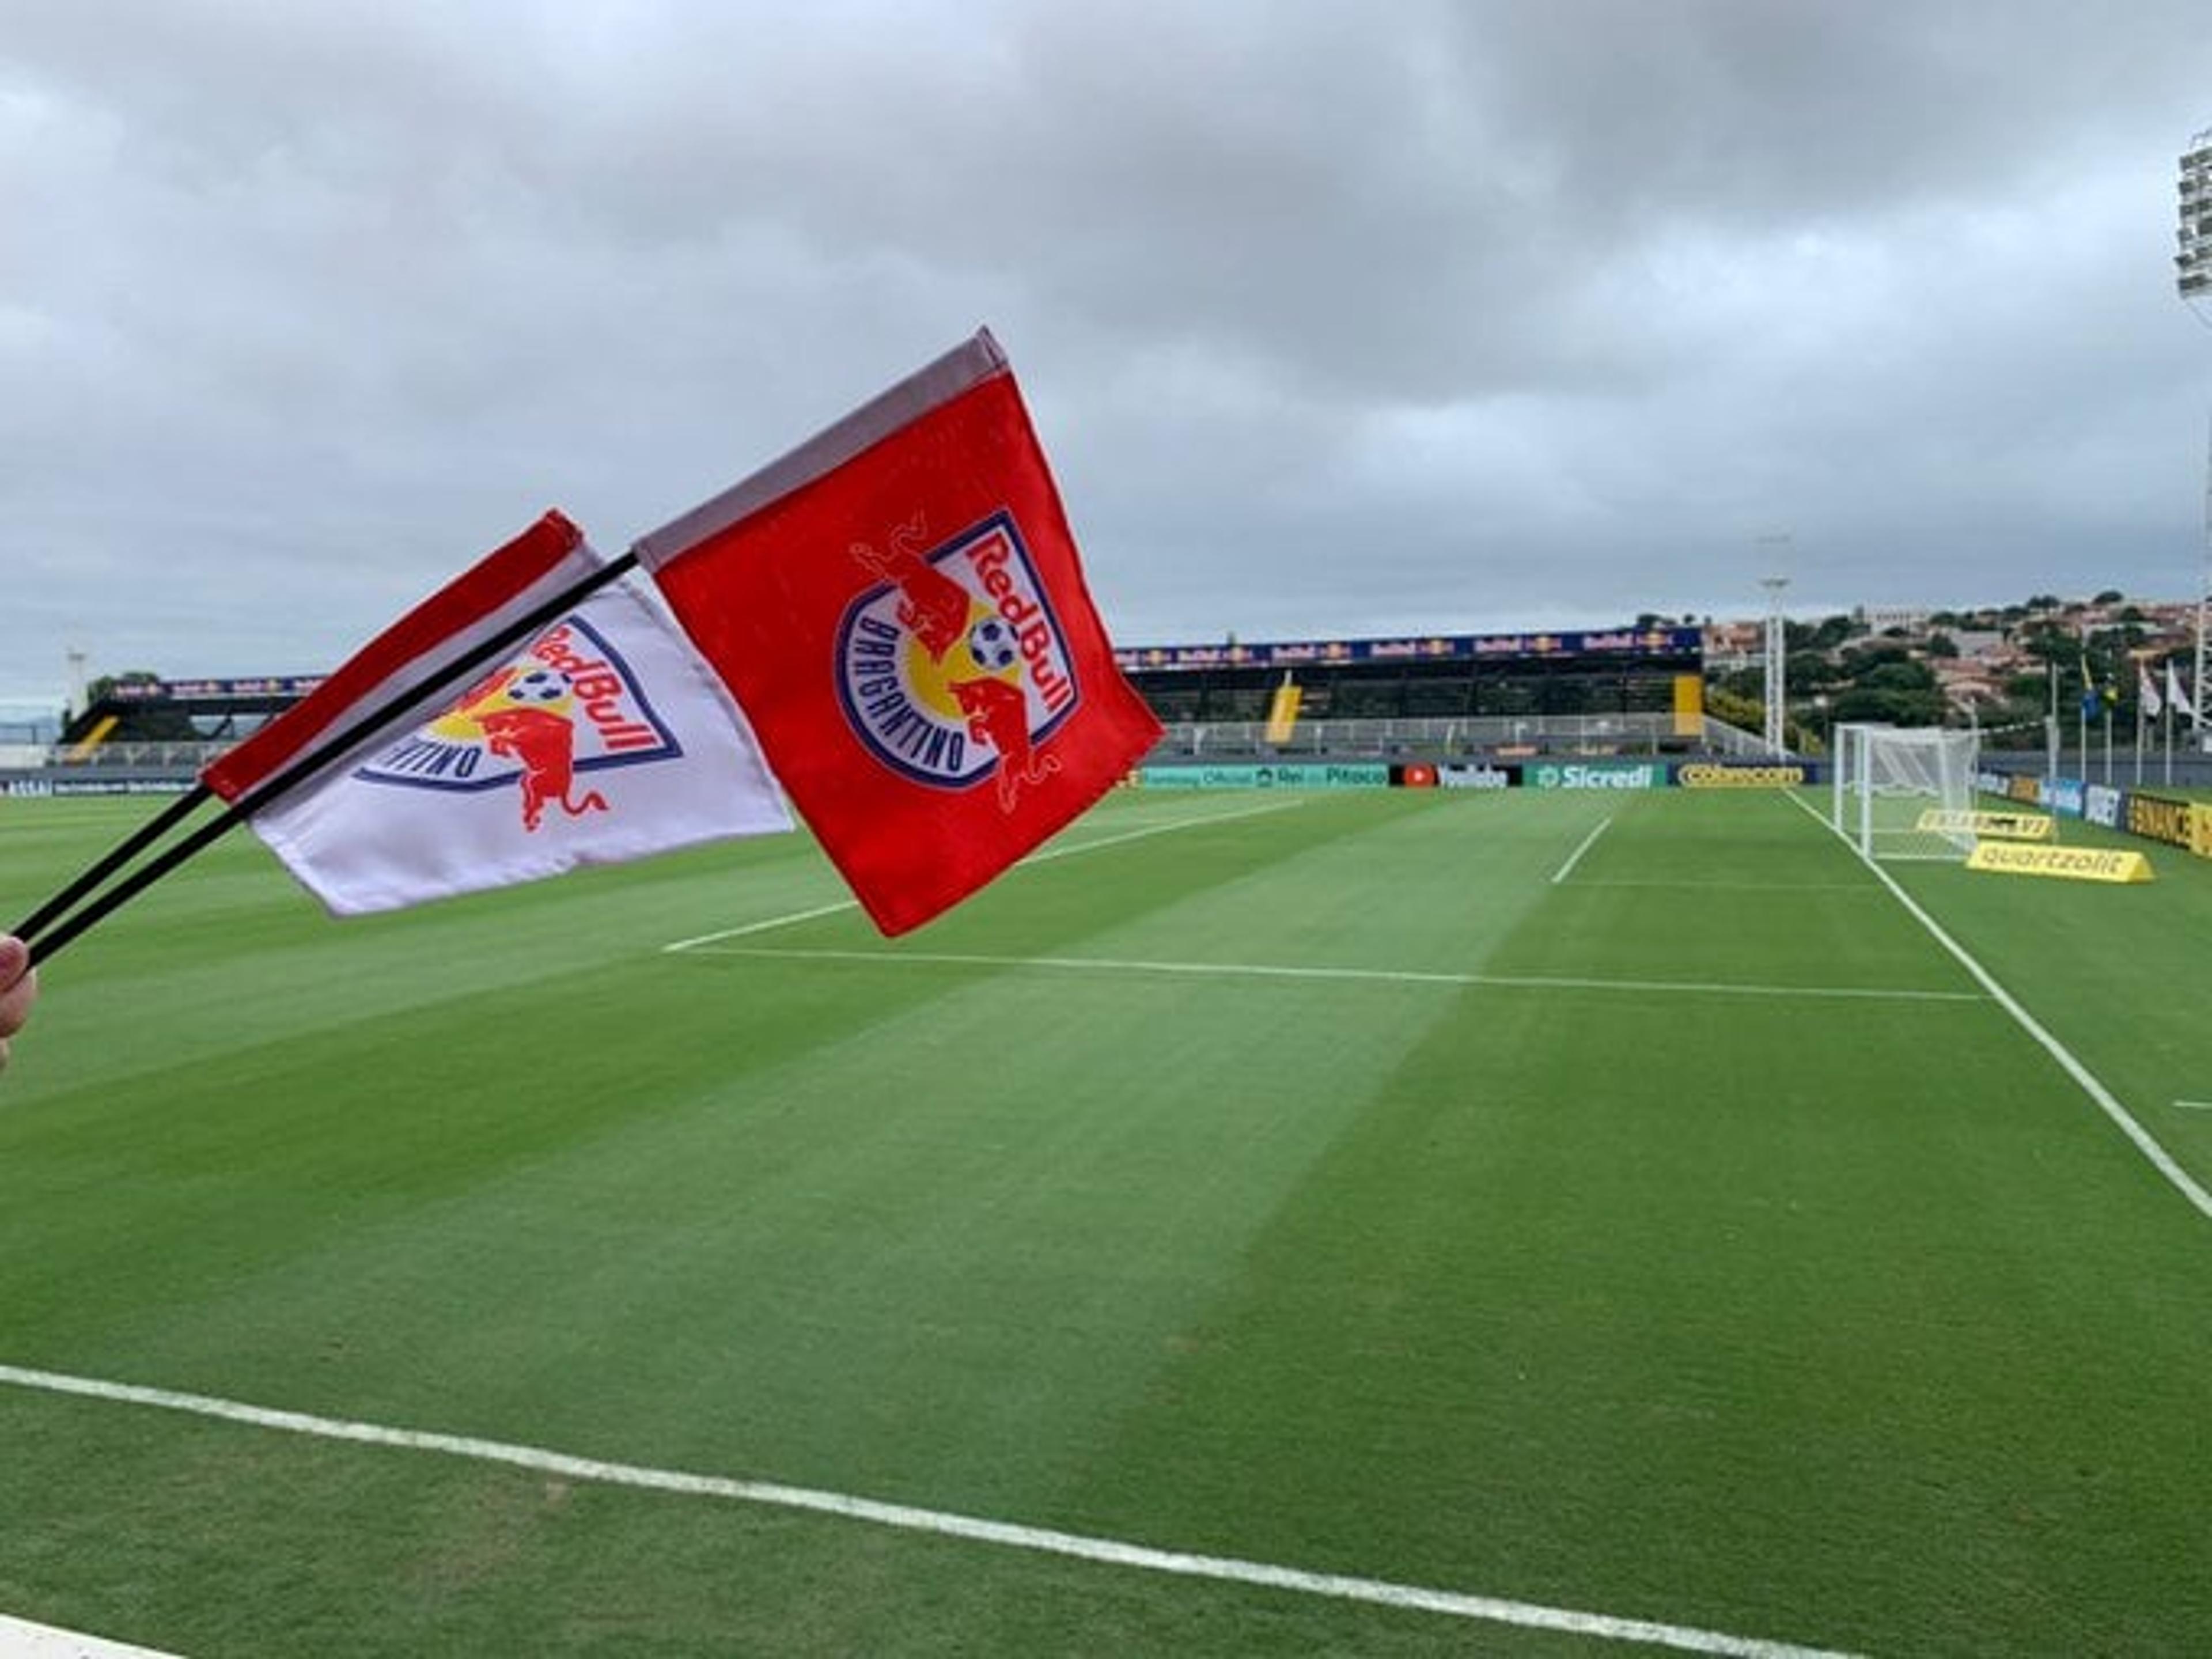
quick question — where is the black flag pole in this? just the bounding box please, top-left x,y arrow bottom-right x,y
17,550 -> 639,968
9,786 -> 210,944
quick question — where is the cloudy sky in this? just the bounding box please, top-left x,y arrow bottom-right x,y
6,1 -> 2212,706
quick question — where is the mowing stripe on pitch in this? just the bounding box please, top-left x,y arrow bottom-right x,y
687,945 -> 1984,1004
1787,793 -> 2212,1223
663,798 -> 1308,954
0,1363 -> 1855,1659
1550,815 -> 1612,885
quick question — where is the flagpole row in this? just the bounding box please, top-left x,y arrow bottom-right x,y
19,551 -> 638,969
9,786 -> 210,945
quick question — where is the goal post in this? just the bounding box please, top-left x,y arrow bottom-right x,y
1831,723 -> 1980,861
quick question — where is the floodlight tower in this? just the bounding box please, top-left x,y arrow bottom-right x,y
1760,573 -> 1789,756
2179,126 -> 2212,745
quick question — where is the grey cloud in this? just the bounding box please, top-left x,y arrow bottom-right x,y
4,0 -> 2211,699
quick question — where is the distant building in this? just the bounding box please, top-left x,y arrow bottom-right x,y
1856,604 -> 1930,635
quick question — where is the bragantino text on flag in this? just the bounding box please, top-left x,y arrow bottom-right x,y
636,329 -> 1162,935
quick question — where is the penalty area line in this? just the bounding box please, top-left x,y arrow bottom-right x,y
0,1362 -> 1855,1659
662,798 -> 1309,954
684,945 -> 1985,1005
1550,815 -> 1612,885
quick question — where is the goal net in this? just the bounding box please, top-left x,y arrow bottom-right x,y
1831,724 -> 1980,861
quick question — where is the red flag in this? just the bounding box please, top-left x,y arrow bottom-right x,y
202,512 -> 599,804
635,331 -> 1161,935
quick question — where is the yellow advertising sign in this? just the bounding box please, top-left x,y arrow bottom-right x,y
1679,764 -> 1806,789
2126,793 -> 2195,850
1915,809 -> 2054,840
2192,803 -> 2212,861
1967,843 -> 2153,883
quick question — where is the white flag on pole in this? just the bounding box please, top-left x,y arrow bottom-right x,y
247,575 -> 791,915
2169,661 -> 2200,726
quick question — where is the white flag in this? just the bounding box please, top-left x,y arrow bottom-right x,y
2171,661 -> 2200,726
247,578 -> 791,915
2139,664 -> 2162,720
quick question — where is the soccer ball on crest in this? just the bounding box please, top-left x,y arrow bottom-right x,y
967,617 -> 1018,673
507,666 -> 571,704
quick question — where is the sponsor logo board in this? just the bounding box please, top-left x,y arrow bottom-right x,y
1140,763 -> 1388,790
2126,793 -> 2195,850
1677,763 -> 1806,789
1967,843 -> 2154,883
1436,763 -> 1514,790
1524,762 -> 1664,791
1915,808 -> 2055,841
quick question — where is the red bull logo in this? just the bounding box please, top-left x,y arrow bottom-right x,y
835,510 -> 1079,810
357,612 -> 685,831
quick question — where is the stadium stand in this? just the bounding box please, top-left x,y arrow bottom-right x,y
5,622 -> 1783,793
1120,624 -> 1753,761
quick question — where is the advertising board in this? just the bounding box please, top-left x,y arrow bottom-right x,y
1522,762 -> 1665,791
1140,763 -> 1389,790
1675,763 -> 1808,789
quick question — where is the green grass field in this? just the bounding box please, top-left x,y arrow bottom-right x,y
3,787 -> 2211,1657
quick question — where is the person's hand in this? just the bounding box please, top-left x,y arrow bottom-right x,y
0,936 -> 36,1075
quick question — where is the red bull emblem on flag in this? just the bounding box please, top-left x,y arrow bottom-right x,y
838,510 -> 1077,810
637,328 -> 1164,935
357,611 -> 685,832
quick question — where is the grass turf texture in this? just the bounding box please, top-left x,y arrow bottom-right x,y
1,789 -> 2210,1656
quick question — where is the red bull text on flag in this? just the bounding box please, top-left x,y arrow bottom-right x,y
357,610 -> 691,832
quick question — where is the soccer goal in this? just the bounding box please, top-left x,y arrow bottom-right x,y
1831,723 -> 1980,861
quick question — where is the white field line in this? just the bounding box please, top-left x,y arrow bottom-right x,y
1786,793 -> 2212,1223
0,1363 -> 1855,1659
1565,880 -> 1879,894
1550,815 -> 1613,885
662,799 -> 1309,955
2173,1100 -> 2212,1112
685,945 -> 1985,1005
0,1613 -> 181,1658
